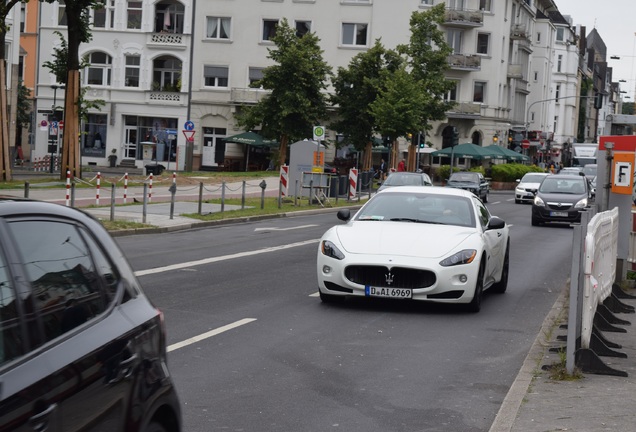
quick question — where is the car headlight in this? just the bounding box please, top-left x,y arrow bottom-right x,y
440,249 -> 477,267
534,196 -> 545,207
321,240 -> 345,260
515,187 -> 523,193
574,198 -> 588,209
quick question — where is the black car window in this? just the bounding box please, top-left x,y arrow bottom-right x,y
475,199 -> 490,228
78,227 -> 120,302
0,250 -> 23,366
8,220 -> 112,344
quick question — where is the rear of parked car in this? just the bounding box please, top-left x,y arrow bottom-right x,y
0,198 -> 181,432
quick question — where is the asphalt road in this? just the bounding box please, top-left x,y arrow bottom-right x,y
116,192 -> 575,432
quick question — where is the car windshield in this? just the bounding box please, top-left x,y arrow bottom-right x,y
521,174 -> 546,183
383,173 -> 429,186
355,192 -> 476,227
449,173 -> 478,183
539,178 -> 586,194
583,165 -> 597,177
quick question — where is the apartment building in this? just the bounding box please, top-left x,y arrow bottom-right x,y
2,2 -> 21,159
25,0 -> 604,171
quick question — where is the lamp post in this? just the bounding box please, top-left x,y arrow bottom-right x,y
50,84 -> 65,173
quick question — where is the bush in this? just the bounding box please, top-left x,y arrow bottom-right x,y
491,163 -> 544,182
437,164 -> 461,181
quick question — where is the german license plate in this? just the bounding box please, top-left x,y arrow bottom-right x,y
550,211 -> 568,217
365,286 -> 412,299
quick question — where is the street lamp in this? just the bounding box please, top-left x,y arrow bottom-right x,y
49,84 -> 65,173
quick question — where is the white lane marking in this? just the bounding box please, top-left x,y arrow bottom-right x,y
490,201 -> 501,205
254,224 -> 318,232
167,318 -> 257,352
309,292 -> 319,297
134,239 -> 320,276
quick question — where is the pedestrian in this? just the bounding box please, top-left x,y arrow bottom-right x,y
379,158 -> 386,179
397,158 -> 406,172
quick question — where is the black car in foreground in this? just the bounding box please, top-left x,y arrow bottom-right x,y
531,174 -> 591,226
0,198 -> 181,432
446,171 -> 489,202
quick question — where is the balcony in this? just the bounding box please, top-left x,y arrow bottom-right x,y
448,54 -> 481,71
146,32 -> 189,51
146,91 -> 184,104
510,24 -> 530,41
230,87 -> 270,104
507,64 -> 523,80
446,102 -> 481,119
443,9 -> 483,28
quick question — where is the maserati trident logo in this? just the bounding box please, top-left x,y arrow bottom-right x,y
385,271 -> 394,286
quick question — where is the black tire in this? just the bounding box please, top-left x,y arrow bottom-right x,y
491,243 -> 509,294
483,192 -> 488,203
466,260 -> 485,313
143,422 -> 167,432
319,289 -> 343,303
515,199 -> 521,204
531,216 -> 540,226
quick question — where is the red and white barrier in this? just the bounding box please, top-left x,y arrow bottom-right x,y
349,168 -> 358,199
149,173 -> 153,203
65,171 -> 71,206
123,173 -> 128,204
280,165 -> 289,197
96,172 -> 101,205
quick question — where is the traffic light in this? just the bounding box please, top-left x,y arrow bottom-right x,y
452,127 -> 459,146
594,93 -> 603,109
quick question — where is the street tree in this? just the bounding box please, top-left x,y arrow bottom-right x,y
0,0 -> 23,181
42,0 -> 102,180
330,40 -> 401,171
398,4 -> 455,171
237,19 -> 332,169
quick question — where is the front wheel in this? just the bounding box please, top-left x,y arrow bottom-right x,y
483,191 -> 488,203
491,244 -> 509,294
143,422 -> 168,432
465,261 -> 485,313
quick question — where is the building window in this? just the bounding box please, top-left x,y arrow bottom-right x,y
82,113 -> 108,156
207,17 -> 231,39
477,33 -> 489,55
93,0 -> 115,29
204,66 -> 229,88
420,0 -> 434,5
473,81 -> 486,103
152,56 -> 182,91
84,52 -> 112,86
533,71 -> 538,81
125,55 -> 140,87
557,54 -> 563,73
479,0 -> 491,11
295,20 -> 311,37
20,2 -> 25,32
536,32 -> 541,44
556,27 -> 564,42
127,1 -> 142,30
155,3 -> 185,34
342,23 -> 368,46
262,19 -> 279,41
445,81 -> 459,102
448,0 -> 466,9
58,0 -> 67,26
249,67 -> 264,86
555,84 -> 561,99
447,29 -> 463,53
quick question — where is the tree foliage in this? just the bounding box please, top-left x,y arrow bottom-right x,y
236,19 -> 332,167
16,81 -> 32,130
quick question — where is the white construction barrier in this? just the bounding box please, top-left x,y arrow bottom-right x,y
349,168 -> 358,199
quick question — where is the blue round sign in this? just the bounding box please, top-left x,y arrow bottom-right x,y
184,121 -> 194,131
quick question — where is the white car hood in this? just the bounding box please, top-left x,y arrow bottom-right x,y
334,221 -> 476,259
518,182 -> 542,189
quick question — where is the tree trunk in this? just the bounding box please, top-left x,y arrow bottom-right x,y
362,141 -> 372,171
407,144 -> 416,172
60,70 -> 81,179
278,134 -> 289,168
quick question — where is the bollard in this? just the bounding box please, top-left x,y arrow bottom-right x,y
71,183 -> 76,207
241,181 -> 246,210
221,181 -> 226,213
96,172 -> 101,205
65,170 -> 71,206
294,180 -> 299,207
110,184 -> 116,221
198,182 -> 203,215
24,181 -> 29,198
335,176 -> 339,205
142,183 -> 148,224
309,179 -> 314,206
169,181 -> 177,220
259,180 -> 267,209
149,173 -> 153,203
123,173 -> 128,204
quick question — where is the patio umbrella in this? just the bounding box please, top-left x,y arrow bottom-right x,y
483,145 -> 530,162
224,132 -> 278,170
431,143 -> 502,160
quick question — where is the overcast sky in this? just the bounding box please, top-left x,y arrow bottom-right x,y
555,0 -> 636,100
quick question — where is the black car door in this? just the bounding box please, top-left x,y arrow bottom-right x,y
4,218 -> 138,432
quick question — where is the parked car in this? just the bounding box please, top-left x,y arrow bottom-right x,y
590,176 -> 597,199
515,172 -> 551,204
531,174 -> 591,226
582,164 -> 597,181
0,198 -> 182,432
446,171 -> 489,202
316,186 -> 510,312
559,167 -> 583,176
377,171 -> 433,192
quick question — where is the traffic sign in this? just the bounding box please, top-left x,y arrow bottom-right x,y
184,120 -> 194,131
313,126 -> 325,141
521,139 -> 530,149
183,130 -> 196,142
58,120 -> 64,130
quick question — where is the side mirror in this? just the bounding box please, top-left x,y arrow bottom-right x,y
487,216 -> 506,230
337,209 -> 351,221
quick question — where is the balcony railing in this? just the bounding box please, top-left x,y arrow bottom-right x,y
510,24 -> 530,41
446,102 -> 481,118
147,32 -> 188,50
444,9 -> 483,27
147,91 -> 184,104
448,54 -> 481,71
507,64 -> 523,80
230,87 -> 270,104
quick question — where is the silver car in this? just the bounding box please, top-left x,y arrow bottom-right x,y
515,172 -> 550,204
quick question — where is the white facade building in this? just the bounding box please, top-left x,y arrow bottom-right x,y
32,0 -> 584,171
